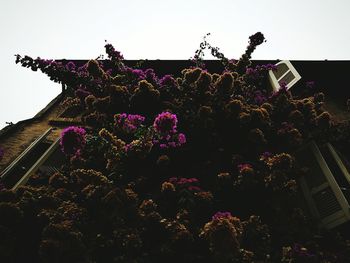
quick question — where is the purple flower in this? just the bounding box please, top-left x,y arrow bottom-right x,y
169,177 -> 178,184
115,113 -> 145,134
245,67 -> 258,77
279,81 -> 288,90
266,64 -> 277,71
170,177 -> 199,186
292,243 -> 316,258
159,143 -> 167,149
60,126 -> 86,157
187,178 -> 199,183
153,111 -> 178,135
253,90 -> 267,105
238,163 -> 252,172
212,211 -> 232,220
65,61 -> 76,72
144,68 -> 158,83
188,185 -> 202,192
168,142 -> 177,148
260,151 -> 272,161
177,133 -> 186,145
131,69 -> 146,79
159,74 -> 177,87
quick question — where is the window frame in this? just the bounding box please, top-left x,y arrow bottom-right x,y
269,60 -> 301,92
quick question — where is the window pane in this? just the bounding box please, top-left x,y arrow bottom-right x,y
279,71 -> 295,84
273,63 -> 289,79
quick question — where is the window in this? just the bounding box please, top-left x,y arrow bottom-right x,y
268,60 -> 301,92
295,141 -> 350,229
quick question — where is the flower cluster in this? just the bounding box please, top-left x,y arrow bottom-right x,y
60,126 -> 86,157
114,113 -> 145,134
238,163 -> 253,174
159,74 -> 177,87
168,177 -> 201,192
212,211 -> 232,220
152,112 -> 186,149
153,111 -> 178,134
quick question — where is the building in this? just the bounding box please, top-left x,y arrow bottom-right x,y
1,60 -> 350,229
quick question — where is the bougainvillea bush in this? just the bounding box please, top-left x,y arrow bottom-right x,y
2,32 -> 350,262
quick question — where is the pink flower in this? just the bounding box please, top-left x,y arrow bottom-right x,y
153,111 -> 178,135
178,133 -> 186,145
212,211 -> 232,220
188,186 -> 201,192
60,126 -> 86,157
115,113 -> 145,133
237,163 -> 252,172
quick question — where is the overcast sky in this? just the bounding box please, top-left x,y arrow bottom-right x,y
1,0 -> 350,129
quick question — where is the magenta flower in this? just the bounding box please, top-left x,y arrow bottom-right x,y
65,61 -> 76,72
152,113 -> 186,149
159,143 -> 167,149
60,126 -> 86,157
159,74 -> 177,87
115,113 -> 145,134
144,68 -> 158,83
178,133 -> 186,145
237,163 -> 252,172
168,177 -> 199,186
153,111 -> 178,135
188,185 -> 202,192
212,211 -> 232,220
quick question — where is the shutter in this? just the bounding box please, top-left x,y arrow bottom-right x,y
296,141 -> 350,229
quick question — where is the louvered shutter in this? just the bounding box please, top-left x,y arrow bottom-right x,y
296,141 -> 350,229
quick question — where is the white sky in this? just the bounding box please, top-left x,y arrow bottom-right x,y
1,0 -> 350,129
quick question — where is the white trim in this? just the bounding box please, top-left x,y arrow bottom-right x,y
296,141 -> 350,229
327,143 -> 350,185
310,142 -> 350,220
268,60 -> 301,92
299,176 -> 321,220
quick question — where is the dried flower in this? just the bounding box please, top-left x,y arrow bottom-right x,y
161,182 -> 176,193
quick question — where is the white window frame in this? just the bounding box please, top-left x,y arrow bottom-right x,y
269,60 -> 301,92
